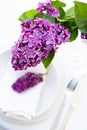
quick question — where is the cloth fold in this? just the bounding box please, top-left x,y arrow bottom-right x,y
0,54 -> 46,121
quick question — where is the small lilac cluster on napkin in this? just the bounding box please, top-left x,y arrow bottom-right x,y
12,72 -> 43,93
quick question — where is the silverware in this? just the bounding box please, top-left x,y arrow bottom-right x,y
50,78 -> 79,130
61,76 -> 87,130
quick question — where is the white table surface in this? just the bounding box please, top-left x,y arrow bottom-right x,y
0,0 -> 87,130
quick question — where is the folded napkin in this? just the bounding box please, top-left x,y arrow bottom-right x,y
0,53 -> 46,121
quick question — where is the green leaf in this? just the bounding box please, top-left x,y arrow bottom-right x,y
74,1 -> 87,33
63,18 -> 78,41
57,18 -> 67,22
42,50 -> 55,68
51,0 -> 66,19
58,7 -> 65,19
57,6 -> 75,23
34,12 -> 44,19
43,14 -> 55,23
65,6 -> 75,19
51,0 -> 66,8
35,13 -> 55,23
19,9 -> 36,21
69,28 -> 78,42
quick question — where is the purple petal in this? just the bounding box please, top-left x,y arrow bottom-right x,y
12,72 -> 43,93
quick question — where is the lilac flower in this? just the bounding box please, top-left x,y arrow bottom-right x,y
37,1 -> 59,17
11,18 -> 70,70
81,32 -> 87,39
11,72 -> 43,93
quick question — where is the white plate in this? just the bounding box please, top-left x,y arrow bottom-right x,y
0,50 -> 65,124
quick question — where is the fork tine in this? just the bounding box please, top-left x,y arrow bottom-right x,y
67,79 -> 79,91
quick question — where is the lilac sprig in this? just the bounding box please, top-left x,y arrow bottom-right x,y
11,72 -> 43,93
11,18 -> 70,70
37,1 -> 59,17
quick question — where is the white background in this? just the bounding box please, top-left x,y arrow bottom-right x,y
0,0 -> 87,130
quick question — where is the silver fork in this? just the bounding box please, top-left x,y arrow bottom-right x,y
50,78 -> 79,130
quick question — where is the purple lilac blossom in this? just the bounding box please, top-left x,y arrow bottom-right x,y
37,1 -> 59,17
81,32 -> 87,39
11,18 -> 70,70
11,72 -> 43,93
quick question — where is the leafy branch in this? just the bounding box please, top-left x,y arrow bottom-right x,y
18,0 -> 87,68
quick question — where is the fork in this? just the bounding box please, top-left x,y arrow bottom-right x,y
50,78 -> 79,130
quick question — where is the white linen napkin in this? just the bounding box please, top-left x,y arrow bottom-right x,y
0,54 -> 46,121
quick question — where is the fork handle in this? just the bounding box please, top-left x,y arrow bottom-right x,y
50,97 -> 66,130
61,105 -> 74,130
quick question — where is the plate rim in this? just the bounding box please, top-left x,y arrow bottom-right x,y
0,50 -> 65,124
